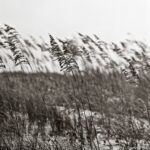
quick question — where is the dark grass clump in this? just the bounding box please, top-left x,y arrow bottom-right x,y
0,70 -> 150,149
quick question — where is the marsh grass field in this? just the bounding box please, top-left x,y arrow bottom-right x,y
1,70 -> 150,150
1,25 -> 150,149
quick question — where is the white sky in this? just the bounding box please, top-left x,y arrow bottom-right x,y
0,0 -> 150,42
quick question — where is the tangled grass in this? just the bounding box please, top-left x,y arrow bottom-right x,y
0,70 -> 150,149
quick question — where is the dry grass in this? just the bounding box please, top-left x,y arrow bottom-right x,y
0,70 -> 150,149
1,25 -> 150,149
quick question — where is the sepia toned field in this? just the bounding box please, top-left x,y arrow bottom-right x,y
1,24 -> 150,149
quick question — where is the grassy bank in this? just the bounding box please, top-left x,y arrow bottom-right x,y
0,70 -> 150,149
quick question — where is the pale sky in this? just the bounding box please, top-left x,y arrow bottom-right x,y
0,0 -> 150,42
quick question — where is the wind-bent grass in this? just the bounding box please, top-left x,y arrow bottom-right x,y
1,25 -> 150,149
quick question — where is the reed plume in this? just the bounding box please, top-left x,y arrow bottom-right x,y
49,34 -> 79,72
4,24 -> 30,68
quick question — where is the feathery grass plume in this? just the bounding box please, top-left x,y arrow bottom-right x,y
92,34 -> 109,60
134,40 -> 147,52
57,38 -> 69,54
49,34 -> 66,70
85,35 -> 96,45
49,34 -> 79,72
40,35 -> 51,48
79,45 -> 92,63
78,33 -> 96,55
120,41 -> 127,49
93,34 -> 107,48
24,39 -> 36,49
58,38 -> 82,59
0,25 -> 10,49
0,25 -> 10,70
111,42 -> 121,55
84,35 -> 110,68
4,24 -> 29,67
111,42 -> 127,63
85,35 -> 105,53
0,56 -> 6,70
136,43 -> 150,73
78,33 -> 89,44
77,34 -> 94,64
0,35 -> 5,49
122,59 -> 139,86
